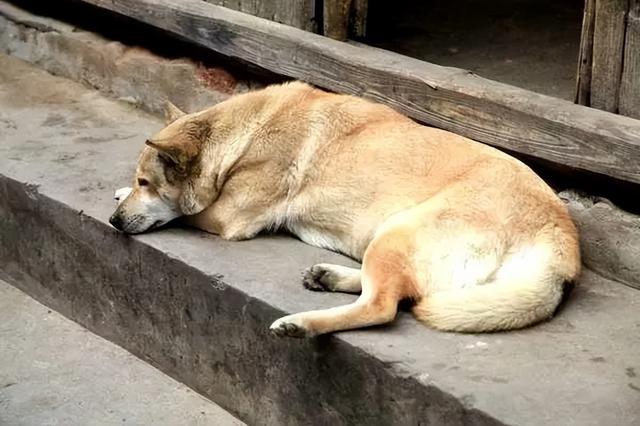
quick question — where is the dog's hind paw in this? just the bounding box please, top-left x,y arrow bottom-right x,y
301,265 -> 331,292
269,316 -> 309,338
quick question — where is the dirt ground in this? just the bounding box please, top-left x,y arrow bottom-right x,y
366,0 -> 584,101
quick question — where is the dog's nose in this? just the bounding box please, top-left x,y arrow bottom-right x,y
109,213 -> 124,231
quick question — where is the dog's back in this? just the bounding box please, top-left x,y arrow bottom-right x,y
262,83 -> 580,335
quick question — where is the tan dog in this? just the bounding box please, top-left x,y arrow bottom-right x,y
109,82 -> 580,337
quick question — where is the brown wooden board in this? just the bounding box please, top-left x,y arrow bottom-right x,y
324,0 -> 351,40
575,0 -> 596,106
620,0 -> 640,119
591,0 -> 629,112
350,0 -> 368,38
78,0 -> 640,184
205,0 -> 315,31
275,0 -> 315,32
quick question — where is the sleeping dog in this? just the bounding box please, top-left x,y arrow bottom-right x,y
110,82 -> 580,337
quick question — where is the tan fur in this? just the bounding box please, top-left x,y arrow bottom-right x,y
110,82 -> 581,337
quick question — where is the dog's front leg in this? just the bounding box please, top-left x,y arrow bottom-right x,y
184,207 -> 271,241
302,264 -> 362,293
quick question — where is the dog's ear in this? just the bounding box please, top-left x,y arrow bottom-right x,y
145,139 -> 190,169
164,101 -> 186,125
145,119 -> 212,169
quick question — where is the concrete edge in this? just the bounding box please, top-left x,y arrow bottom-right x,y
1,2 -> 639,292
0,174 -> 503,426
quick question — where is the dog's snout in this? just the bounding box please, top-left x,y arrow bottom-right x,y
109,213 -> 124,231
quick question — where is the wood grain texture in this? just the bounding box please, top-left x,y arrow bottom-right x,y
591,0 -> 629,112
77,0 -> 640,184
620,0 -> 640,119
575,0 -> 596,105
239,0 -> 258,16
350,0 -> 368,38
275,0 -> 315,32
223,0 -> 241,11
323,0 -> 351,40
206,0 -> 316,31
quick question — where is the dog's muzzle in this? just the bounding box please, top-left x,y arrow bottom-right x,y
109,212 -> 125,231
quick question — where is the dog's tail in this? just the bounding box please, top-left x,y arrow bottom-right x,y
412,241 -> 579,333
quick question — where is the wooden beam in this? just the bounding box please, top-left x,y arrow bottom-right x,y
77,0 -> 640,184
620,0 -> 640,119
591,0 -> 629,112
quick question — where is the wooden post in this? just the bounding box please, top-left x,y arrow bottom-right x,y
240,0 -> 259,16
591,0 -> 629,112
275,0 -> 316,33
620,0 -> 640,118
222,0 -> 241,10
350,0 -> 368,38
207,0 -> 316,32
575,0 -> 596,105
323,0 -> 352,40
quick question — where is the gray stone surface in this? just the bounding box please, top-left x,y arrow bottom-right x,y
0,54 -> 639,426
0,279 -> 245,426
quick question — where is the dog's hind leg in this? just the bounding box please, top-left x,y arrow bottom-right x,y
302,264 -> 362,293
270,229 -> 418,337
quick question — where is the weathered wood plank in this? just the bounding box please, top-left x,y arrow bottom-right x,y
575,0 -> 596,105
239,0 -> 258,16
620,0 -> 640,119
350,0 -> 368,38
211,0 -> 316,32
274,0 -> 315,32
227,0 -> 242,11
591,0 -> 629,112
324,0 -> 351,40
255,0 -> 275,21
77,0 -> 640,184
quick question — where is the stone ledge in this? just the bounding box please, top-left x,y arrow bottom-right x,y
1,53 -> 639,425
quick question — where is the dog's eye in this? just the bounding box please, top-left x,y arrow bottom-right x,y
137,178 -> 149,187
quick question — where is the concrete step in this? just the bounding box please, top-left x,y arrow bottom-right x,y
0,279 -> 244,426
0,54 -> 639,426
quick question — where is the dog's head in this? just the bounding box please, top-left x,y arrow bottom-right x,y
109,102 -> 218,234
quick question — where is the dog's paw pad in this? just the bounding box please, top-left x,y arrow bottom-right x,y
302,266 -> 330,292
270,319 -> 308,338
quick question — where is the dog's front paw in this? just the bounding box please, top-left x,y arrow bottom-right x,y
269,316 -> 310,338
302,265 -> 332,292
114,187 -> 132,205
